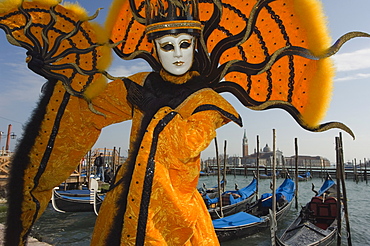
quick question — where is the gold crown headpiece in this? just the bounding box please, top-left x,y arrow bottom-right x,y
143,0 -> 201,41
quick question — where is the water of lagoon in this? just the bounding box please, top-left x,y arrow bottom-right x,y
30,175 -> 370,245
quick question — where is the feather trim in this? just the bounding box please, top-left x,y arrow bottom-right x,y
294,0 -> 334,127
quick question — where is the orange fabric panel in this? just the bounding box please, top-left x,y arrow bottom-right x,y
18,79 -> 132,244
93,86 -> 239,245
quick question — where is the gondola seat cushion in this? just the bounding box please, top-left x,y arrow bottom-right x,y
309,196 -> 338,229
221,193 -> 240,205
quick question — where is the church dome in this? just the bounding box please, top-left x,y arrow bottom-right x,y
263,144 -> 271,152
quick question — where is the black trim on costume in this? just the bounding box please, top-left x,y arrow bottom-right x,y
133,102 -> 241,244
4,79 -> 57,246
135,111 -> 178,245
105,74 -> 219,245
27,91 -> 71,238
104,115 -> 143,246
104,83 -> 156,245
193,104 -> 243,127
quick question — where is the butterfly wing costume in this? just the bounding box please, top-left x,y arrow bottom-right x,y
0,0 -> 368,245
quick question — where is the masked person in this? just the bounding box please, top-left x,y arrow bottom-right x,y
90,33 -> 241,244
4,1 -> 241,245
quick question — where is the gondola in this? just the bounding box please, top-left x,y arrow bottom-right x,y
213,177 -> 295,242
203,177 -> 257,220
259,171 -> 280,179
51,178 -> 104,215
199,179 -> 226,199
56,189 -> 90,197
298,171 -> 312,181
259,173 -> 273,179
277,175 -> 341,246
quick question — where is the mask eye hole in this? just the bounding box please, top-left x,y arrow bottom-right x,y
180,39 -> 192,49
159,43 -> 174,51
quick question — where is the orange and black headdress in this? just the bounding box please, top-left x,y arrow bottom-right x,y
106,0 -> 369,137
144,0 -> 202,41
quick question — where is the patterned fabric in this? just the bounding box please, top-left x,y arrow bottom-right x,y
106,0 -> 358,135
92,72 -> 241,245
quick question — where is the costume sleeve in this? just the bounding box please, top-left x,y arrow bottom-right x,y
161,109 -> 234,164
5,79 -> 132,246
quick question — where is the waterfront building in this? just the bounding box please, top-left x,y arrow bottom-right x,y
201,130 -> 331,172
241,144 -> 284,168
284,155 -> 330,168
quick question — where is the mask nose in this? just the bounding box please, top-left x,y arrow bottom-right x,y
173,45 -> 182,58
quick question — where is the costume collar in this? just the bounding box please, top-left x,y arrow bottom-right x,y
160,70 -> 200,85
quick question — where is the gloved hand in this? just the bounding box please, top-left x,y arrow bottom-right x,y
26,50 -> 49,80
123,78 -> 168,114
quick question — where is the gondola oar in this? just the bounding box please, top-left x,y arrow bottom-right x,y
339,133 -> 352,245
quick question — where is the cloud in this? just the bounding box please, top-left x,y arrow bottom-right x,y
107,60 -> 152,78
335,73 -> 370,82
332,48 -> 370,72
331,48 -> 370,82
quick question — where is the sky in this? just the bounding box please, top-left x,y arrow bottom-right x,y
0,0 -> 369,164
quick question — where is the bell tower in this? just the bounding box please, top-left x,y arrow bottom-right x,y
242,129 -> 248,157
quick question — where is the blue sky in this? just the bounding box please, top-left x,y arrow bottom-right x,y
0,0 -> 369,164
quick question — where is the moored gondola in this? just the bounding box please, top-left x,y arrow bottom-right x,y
51,178 -> 105,215
203,177 -> 257,220
213,176 -> 295,242
277,174 -> 341,246
298,171 -> 312,181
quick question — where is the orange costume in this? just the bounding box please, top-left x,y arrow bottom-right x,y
91,71 -> 241,245
0,0 -> 366,245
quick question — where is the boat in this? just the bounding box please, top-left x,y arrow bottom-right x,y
277,175 -> 341,246
56,189 -> 90,197
51,178 -> 104,215
213,177 -> 295,242
203,177 -> 257,220
199,170 -> 215,176
298,171 -> 312,181
200,171 -> 209,176
259,173 -> 272,179
259,171 -> 280,179
198,179 -> 226,199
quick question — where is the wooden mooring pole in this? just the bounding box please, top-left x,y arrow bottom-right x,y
87,150 -> 92,185
223,140 -> 227,192
256,135 -> 260,201
364,158 -> 368,184
354,158 -> 358,183
215,138 -> 223,218
338,133 -> 352,245
270,129 -> 277,246
294,138 -> 298,210
335,136 -> 342,246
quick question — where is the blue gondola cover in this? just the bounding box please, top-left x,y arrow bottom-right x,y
213,212 -> 263,228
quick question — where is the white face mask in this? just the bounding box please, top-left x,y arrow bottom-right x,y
155,34 -> 194,76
